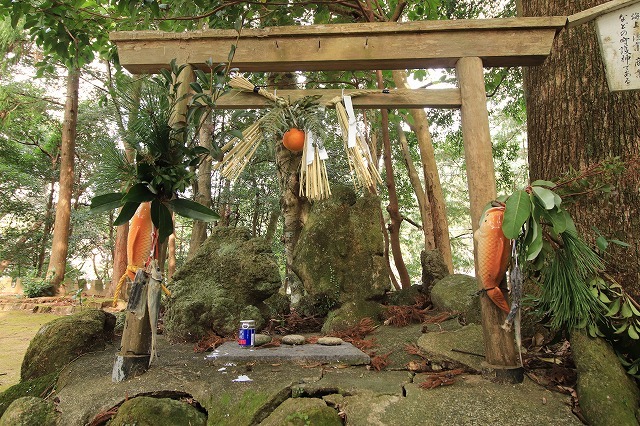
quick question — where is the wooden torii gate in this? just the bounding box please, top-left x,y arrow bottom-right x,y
110,16 -> 566,382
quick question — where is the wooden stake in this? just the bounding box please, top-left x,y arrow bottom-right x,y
456,57 -> 521,383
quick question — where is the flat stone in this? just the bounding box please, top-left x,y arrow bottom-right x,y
416,324 -> 486,372
206,341 -> 370,366
317,337 -> 343,346
254,334 -> 272,347
281,334 -> 306,345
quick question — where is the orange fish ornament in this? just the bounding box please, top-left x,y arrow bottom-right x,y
474,205 -> 511,313
126,202 -> 154,281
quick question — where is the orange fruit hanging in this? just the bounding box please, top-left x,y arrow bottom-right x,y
282,128 -> 305,152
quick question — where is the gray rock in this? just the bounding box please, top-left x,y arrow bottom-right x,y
282,334 -> 306,345
421,249 -> 450,288
164,227 -> 282,340
254,333 -> 272,347
259,397 -> 342,426
317,337 -> 343,346
430,274 -> 481,324
21,309 -> 115,381
292,185 -> 390,305
417,324 -> 485,372
321,300 -> 383,334
0,397 -> 57,426
570,330 -> 640,426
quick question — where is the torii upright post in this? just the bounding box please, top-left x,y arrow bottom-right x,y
456,56 -> 521,382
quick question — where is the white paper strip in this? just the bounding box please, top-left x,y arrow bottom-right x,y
318,145 -> 329,161
306,130 -> 315,165
343,95 -> 357,148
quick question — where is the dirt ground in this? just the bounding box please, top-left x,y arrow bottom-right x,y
0,311 -> 63,392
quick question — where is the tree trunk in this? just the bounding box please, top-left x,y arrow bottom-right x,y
264,209 -> 280,245
36,179 -> 56,277
392,70 -> 454,273
377,70 -> 411,289
522,0 -> 640,299
46,67 -> 79,291
188,113 -> 214,259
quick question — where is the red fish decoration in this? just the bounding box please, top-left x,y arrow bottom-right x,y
126,202 -> 154,281
474,206 -> 511,313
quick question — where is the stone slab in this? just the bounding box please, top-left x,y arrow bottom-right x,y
206,341 -> 370,365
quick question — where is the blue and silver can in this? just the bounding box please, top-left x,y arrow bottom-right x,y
238,320 -> 255,348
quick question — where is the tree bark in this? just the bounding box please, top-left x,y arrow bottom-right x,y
392,70 -> 454,273
522,0 -> 640,299
46,67 -> 79,291
377,70 -> 411,289
36,179 -> 56,277
188,113 -> 214,259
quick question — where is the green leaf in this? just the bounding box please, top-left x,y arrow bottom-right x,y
606,298 -> 621,317
598,291 -> 611,303
526,218 -> 543,261
609,239 -> 631,247
113,202 -> 140,226
150,199 -> 174,243
123,183 -> 156,203
90,192 -> 124,214
614,322 -> 629,334
502,190 -> 532,239
166,198 -> 220,222
547,207 -> 567,234
621,301 -> 633,318
532,186 -> 556,209
595,235 -> 608,251
628,325 -> 639,340
630,302 -> 640,316
530,179 -> 555,188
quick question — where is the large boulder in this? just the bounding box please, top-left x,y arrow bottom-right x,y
430,274 -> 481,324
20,309 -> 115,381
109,396 -> 206,426
570,330 -> 640,426
0,374 -> 57,419
260,398 -> 342,426
0,396 -> 57,426
164,227 -> 281,340
292,185 -> 389,306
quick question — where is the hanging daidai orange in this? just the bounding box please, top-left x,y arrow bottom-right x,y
282,128 -> 305,152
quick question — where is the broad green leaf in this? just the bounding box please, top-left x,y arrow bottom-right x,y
610,239 -> 631,247
547,207 -> 567,234
526,218 -> 543,261
621,301 -> 633,318
113,202 -> 140,226
596,235 -> 608,251
614,322 -> 629,334
90,192 -> 124,214
502,190 -> 531,239
606,298 -> 621,317
123,183 -> 155,203
628,325 -> 639,340
166,198 -> 220,222
532,186 -> 556,209
598,291 -> 611,303
630,302 -> 640,316
530,179 -> 555,188
150,199 -> 174,243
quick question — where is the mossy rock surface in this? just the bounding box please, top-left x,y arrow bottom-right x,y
0,396 -> 57,426
430,274 -> 481,324
260,397 -> 342,426
164,227 -> 281,340
321,300 -> 383,334
570,330 -> 640,426
109,396 -> 206,426
421,249 -> 450,288
0,373 -> 57,418
20,309 -> 115,381
293,186 -> 389,304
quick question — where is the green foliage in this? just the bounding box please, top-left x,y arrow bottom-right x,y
21,277 -> 52,298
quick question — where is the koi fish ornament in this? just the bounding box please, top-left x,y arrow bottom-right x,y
126,202 -> 154,280
474,205 -> 511,313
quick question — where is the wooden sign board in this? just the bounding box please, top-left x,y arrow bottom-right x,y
595,2 -> 640,91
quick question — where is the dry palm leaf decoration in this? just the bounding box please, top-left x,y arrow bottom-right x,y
217,76 -> 381,199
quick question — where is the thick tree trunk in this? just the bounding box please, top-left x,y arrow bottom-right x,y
522,0 -> 640,299
46,67 -> 79,291
392,70 -> 454,273
377,71 -> 411,289
188,114 -> 214,259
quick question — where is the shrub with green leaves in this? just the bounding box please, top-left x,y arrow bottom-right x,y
21,277 -> 52,298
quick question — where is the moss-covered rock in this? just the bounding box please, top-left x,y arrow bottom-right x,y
570,330 -> 640,426
421,249 -> 449,288
292,185 -> 389,305
109,396 -> 206,426
0,396 -> 57,426
260,398 -> 342,426
383,285 -> 425,306
20,309 -> 115,381
430,274 -> 481,324
0,373 -> 57,418
164,227 -> 281,340
321,300 -> 383,334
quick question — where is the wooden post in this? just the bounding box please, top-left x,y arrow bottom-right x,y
456,57 -> 521,383
113,65 -> 195,382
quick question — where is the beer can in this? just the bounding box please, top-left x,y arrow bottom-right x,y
238,320 -> 255,348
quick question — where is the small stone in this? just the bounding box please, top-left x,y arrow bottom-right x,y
282,334 -> 306,345
254,334 -> 272,347
317,337 -> 343,346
